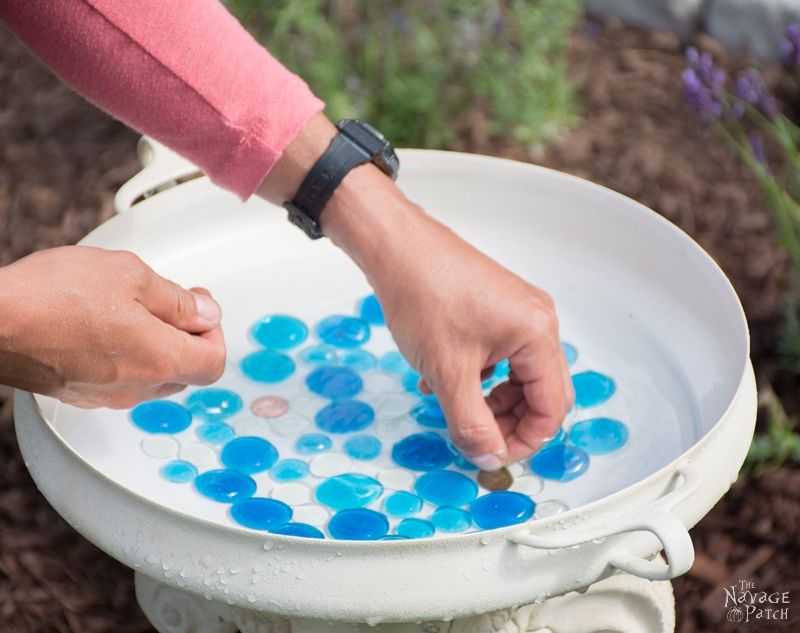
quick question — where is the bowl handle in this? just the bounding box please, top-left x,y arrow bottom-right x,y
510,464 -> 701,582
114,137 -> 201,214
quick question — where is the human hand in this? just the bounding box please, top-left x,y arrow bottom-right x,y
258,113 -> 573,469
0,246 -> 226,408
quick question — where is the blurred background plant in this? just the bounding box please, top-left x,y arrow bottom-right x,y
226,0 -> 580,149
683,23 -> 800,475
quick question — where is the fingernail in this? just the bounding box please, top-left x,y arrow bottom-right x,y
470,452 -> 506,472
192,292 -> 221,325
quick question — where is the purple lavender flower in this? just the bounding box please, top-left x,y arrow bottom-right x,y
735,70 -> 779,117
749,135 -> 768,165
782,22 -> 800,69
683,47 -> 726,121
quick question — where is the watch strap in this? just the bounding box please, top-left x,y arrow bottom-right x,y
284,134 -> 370,239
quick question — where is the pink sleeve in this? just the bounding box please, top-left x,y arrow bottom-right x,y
0,0 -> 325,199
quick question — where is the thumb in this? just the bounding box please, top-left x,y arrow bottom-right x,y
434,367 -> 508,471
140,272 -> 221,333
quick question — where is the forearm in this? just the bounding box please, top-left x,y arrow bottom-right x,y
0,0 -> 323,199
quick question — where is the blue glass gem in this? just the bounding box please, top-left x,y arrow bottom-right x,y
299,344 -> 339,366
415,470 -> 478,506
396,518 -> 435,539
221,436 -> 279,474
392,432 -> 453,471
251,314 -> 308,351
315,473 -> 383,510
295,433 -> 332,454
384,491 -> 423,517
562,342 -> 578,366
430,506 -> 472,533
494,359 -> 511,379
131,400 -> 192,434
531,444 -> 590,482
379,351 -> 412,375
544,427 -> 566,448
358,294 -> 385,325
402,371 -> 423,395
269,522 -> 324,539
306,366 -> 363,400
572,371 -> 616,408
447,440 -> 479,471
230,497 -> 292,530
196,422 -> 235,445
470,491 -> 535,529
270,459 -> 310,481
186,388 -> 243,421
341,349 -> 378,372
328,508 -> 389,540
344,435 -> 382,460
241,350 -> 295,383
315,315 -> 371,348
160,460 -> 197,483
569,418 -> 629,454
380,535 -> 410,541
194,469 -> 256,503
315,400 -> 375,433
411,400 -> 447,429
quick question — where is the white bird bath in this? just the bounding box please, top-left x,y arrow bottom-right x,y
14,141 -> 756,633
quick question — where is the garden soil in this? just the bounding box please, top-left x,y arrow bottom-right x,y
1,18 -> 797,633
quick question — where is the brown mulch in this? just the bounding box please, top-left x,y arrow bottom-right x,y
0,17 -> 798,633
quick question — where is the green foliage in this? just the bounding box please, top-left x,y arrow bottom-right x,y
226,0 -> 580,149
743,385 -> 800,477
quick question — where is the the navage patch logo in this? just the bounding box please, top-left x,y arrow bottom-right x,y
724,579 -> 790,623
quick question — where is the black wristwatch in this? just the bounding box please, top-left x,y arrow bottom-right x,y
283,119 -> 399,239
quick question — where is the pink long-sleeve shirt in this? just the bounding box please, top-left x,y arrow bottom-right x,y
0,0 -> 325,199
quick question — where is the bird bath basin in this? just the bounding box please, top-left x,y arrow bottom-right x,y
14,142 -> 756,633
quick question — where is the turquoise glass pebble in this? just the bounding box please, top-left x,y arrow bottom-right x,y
392,432 -> 453,471
328,508 -> 389,540
494,359 -> 511,379
221,437 -> 279,474
379,351 -> 412,375
270,522 -> 324,539
402,371 -> 423,395
447,440 -> 479,471
431,506 -> 472,533
358,294 -> 385,325
411,400 -> 447,429
544,427 -> 566,448
131,400 -> 192,434
241,350 -> 295,383
306,366 -> 363,400
415,470 -> 478,506
270,459 -> 310,481
384,491 -> 423,517
531,444 -> 590,482
230,497 -> 292,530
396,518 -> 435,539
470,491 -> 535,529
572,371 -> 616,408
295,433 -> 332,454
341,349 -> 377,372
315,473 -> 383,510
160,460 -> 197,483
562,342 -> 578,366
315,315 -> 370,348
299,345 -> 338,366
186,388 -> 243,421
195,469 -> 256,503
251,315 -> 308,351
196,422 -> 235,445
344,435 -> 382,460
569,418 -> 629,454
315,400 -> 375,433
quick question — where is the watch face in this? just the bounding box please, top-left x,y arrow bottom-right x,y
338,119 -> 399,179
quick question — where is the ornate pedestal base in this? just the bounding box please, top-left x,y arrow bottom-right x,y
135,566 -> 675,633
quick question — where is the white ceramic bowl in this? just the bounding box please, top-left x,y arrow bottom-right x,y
14,142 -> 756,622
